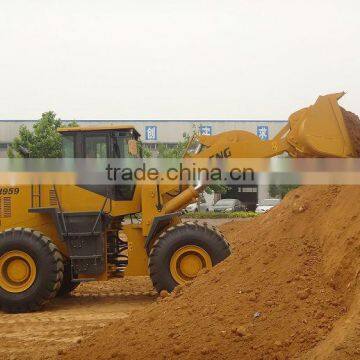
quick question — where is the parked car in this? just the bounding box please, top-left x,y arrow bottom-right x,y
212,199 -> 246,212
255,198 -> 281,213
185,197 -> 210,212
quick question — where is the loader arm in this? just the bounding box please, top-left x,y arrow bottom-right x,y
154,92 -> 357,218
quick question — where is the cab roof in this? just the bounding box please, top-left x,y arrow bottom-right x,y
58,125 -> 140,137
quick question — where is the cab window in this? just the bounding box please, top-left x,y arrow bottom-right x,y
85,134 -> 108,158
62,135 -> 75,158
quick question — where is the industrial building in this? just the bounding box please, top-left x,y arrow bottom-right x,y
0,119 -> 286,156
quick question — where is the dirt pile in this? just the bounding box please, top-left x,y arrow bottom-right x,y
60,186 -> 360,360
342,108 -> 360,156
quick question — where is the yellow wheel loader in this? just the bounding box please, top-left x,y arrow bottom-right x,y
0,92 -> 356,312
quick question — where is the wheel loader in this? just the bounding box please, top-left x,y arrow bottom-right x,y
0,92 -> 356,313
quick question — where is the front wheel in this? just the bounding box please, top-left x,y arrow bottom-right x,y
149,222 -> 230,292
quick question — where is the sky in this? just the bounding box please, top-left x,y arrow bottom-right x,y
0,0 -> 359,120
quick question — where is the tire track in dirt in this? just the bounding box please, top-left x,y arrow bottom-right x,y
0,277 -> 155,360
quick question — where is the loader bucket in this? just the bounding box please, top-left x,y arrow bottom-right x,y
286,92 -> 356,157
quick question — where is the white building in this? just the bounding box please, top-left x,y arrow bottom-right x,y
0,119 -> 286,156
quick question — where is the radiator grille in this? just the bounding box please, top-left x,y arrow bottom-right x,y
0,197 -> 11,218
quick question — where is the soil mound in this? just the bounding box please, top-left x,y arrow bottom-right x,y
61,186 -> 360,360
342,108 -> 360,156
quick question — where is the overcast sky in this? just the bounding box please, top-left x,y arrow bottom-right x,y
0,0 -> 359,120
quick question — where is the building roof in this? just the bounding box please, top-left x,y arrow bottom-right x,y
58,125 -> 140,137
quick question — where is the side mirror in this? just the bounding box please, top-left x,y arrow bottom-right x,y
128,140 -> 138,156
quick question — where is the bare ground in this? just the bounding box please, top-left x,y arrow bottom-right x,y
0,277 -> 155,360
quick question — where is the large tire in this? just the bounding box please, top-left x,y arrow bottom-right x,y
149,222 -> 230,293
57,262 -> 79,296
0,228 -> 64,313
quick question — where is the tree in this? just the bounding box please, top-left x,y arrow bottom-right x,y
8,112 -> 77,158
157,132 -> 191,158
269,184 -> 298,198
138,142 -> 152,158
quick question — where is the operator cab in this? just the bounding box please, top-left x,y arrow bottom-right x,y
58,125 -> 141,200
58,125 -> 140,158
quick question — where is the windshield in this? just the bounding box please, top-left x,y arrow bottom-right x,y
216,199 -> 235,205
260,199 -> 280,206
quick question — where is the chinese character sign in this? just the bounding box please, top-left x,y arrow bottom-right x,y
257,125 -> 269,140
145,126 -> 157,141
199,125 -> 212,136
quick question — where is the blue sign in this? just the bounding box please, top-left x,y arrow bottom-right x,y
257,125 -> 269,140
145,126 -> 157,141
199,125 -> 212,136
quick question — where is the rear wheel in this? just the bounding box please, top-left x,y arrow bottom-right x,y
149,222 -> 230,292
0,228 -> 64,313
